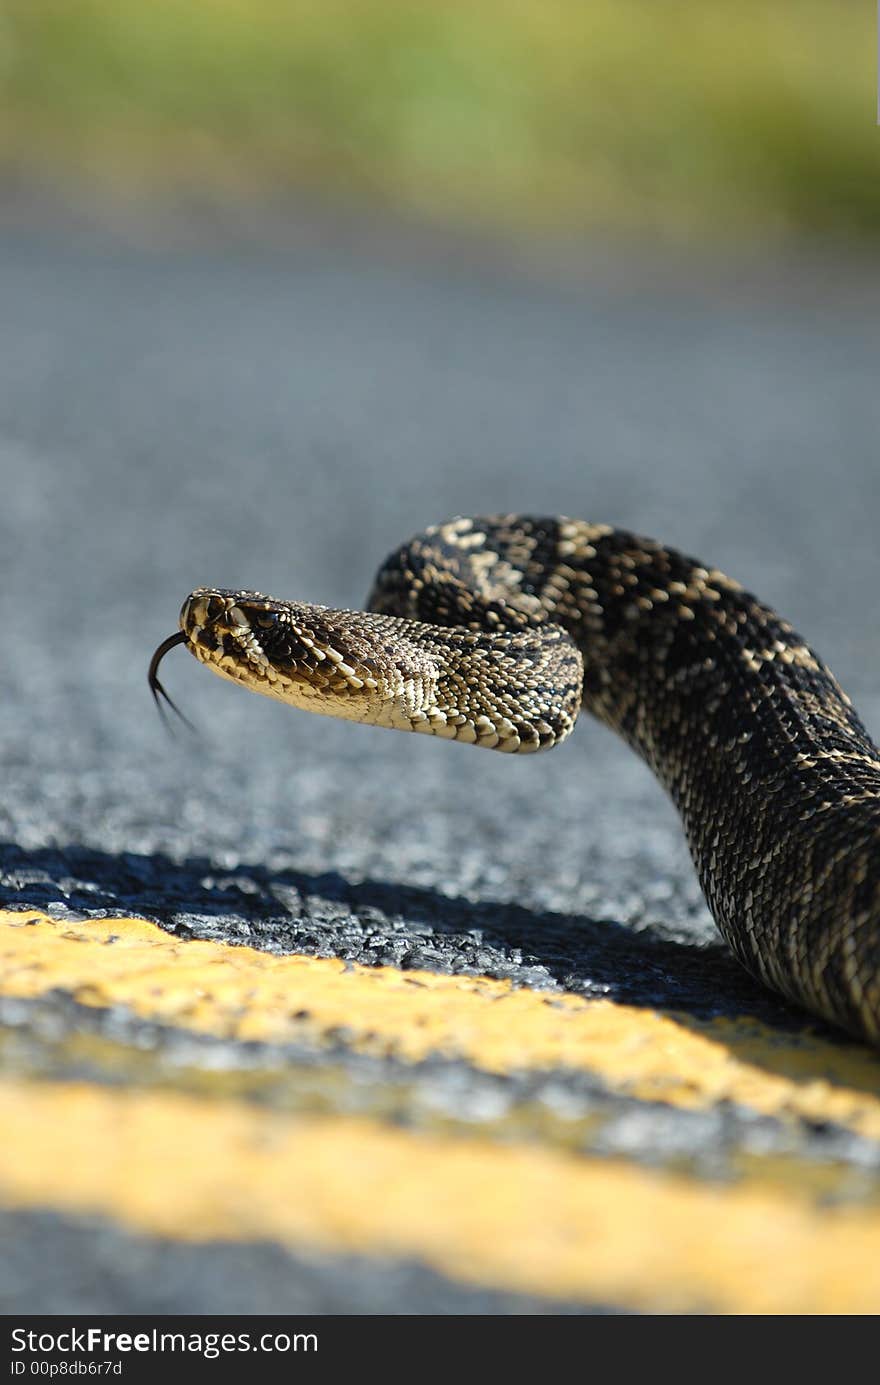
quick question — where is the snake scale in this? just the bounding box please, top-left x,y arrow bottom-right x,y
150,516 -> 880,1045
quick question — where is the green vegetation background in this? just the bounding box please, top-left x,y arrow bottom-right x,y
1,1 -> 876,243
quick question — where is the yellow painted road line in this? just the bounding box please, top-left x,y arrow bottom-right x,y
1,1076 -> 880,1314
3,910 -> 880,1137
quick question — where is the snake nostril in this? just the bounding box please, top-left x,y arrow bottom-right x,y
179,591 -> 229,634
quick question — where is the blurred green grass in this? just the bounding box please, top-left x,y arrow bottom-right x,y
0,0 -> 876,242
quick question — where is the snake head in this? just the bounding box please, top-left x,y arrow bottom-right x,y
164,586 -> 582,752
179,587 -> 378,698
176,586 -> 440,732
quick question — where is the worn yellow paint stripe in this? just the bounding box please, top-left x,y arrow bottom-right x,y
1,1076 -> 879,1314
3,910 -> 880,1137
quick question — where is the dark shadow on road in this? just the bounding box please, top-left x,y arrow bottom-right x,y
4,838 -> 875,1097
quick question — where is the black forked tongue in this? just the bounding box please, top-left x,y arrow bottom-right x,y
148,631 -> 197,735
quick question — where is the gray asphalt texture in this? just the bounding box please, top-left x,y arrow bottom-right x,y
1,212 -> 880,1312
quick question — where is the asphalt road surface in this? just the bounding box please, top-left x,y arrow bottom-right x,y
2,212 -> 880,1314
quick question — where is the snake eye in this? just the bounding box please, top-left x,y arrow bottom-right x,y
256,613 -> 279,629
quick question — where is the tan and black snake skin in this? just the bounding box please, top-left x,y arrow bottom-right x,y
149,516 -> 880,1045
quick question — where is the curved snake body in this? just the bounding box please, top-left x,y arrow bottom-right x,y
150,517 -> 880,1044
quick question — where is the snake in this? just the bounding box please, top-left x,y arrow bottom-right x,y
149,516 -> 880,1045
